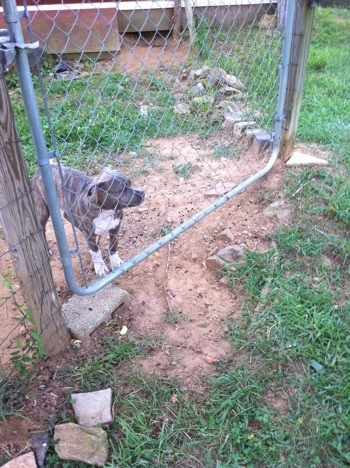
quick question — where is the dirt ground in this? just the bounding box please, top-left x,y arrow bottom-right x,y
0,35 -> 324,458
0,139 -> 285,455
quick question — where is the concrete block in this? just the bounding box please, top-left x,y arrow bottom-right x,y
62,283 -> 129,339
244,128 -> 264,147
252,130 -> 273,155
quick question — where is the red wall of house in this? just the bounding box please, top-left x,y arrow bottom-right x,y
21,0 -> 128,4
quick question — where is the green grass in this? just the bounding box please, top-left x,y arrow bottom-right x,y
1,6 -> 349,468
298,7 -> 350,160
6,12 -> 283,177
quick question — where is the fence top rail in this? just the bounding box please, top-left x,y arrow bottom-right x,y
0,0 -> 277,13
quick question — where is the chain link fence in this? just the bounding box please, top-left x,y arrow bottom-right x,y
1,0 -> 291,369
18,0 -> 286,290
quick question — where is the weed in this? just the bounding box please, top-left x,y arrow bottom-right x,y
10,308 -> 46,377
149,224 -> 173,238
62,338 -> 140,391
0,273 -> 46,377
162,309 -> 184,324
211,144 -> 243,159
4,69 -> 20,88
173,162 -> 194,179
194,17 -> 214,60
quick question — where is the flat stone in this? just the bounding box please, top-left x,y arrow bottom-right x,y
216,228 -> 235,243
233,121 -> 256,136
217,100 -> 243,112
1,452 -> 37,468
207,67 -> 227,86
219,86 -> 242,97
72,388 -> 113,427
206,255 -> 224,271
206,244 -> 245,271
244,128 -> 264,146
54,423 -> 108,467
258,14 -> 277,28
223,111 -> 245,129
173,103 -> 191,114
191,82 -> 206,96
189,66 -> 210,80
263,199 -> 292,220
61,283 -> 129,339
191,96 -> 214,106
286,151 -> 329,166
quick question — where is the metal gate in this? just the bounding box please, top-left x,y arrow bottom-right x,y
1,0 -> 294,295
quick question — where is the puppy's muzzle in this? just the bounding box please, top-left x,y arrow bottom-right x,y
128,189 -> 145,207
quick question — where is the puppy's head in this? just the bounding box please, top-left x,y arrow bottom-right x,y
88,168 -> 145,210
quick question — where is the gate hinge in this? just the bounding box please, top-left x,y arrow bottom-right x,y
0,29 -> 39,73
275,113 -> 286,123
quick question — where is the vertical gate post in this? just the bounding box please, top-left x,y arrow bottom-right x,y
0,74 -> 70,357
279,0 -> 316,162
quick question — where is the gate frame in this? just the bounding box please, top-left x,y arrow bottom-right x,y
1,0 -> 315,297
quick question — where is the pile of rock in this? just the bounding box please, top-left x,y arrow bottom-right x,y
174,66 -> 273,156
2,389 -> 113,467
53,388 -> 112,466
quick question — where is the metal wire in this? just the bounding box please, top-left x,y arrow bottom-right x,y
1,0 -> 295,295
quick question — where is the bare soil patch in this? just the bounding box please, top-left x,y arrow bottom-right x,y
0,134 -> 285,451
0,35 -> 296,456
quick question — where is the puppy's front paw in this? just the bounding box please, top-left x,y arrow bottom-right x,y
110,251 -> 124,270
94,262 -> 110,277
90,249 -> 110,277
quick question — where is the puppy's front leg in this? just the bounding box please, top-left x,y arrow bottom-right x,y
109,226 -> 124,271
87,235 -> 110,276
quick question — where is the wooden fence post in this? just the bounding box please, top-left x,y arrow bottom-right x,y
279,0 -> 316,162
0,73 -> 70,357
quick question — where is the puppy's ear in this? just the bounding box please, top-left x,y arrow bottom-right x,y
97,167 -> 115,183
87,180 -> 109,203
86,183 -> 100,202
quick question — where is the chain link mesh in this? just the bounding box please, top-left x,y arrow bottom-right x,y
8,1 -> 284,288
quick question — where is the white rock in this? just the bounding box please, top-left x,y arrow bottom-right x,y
206,244 -> 245,271
0,452 -> 37,468
225,74 -> 244,89
286,151 -> 329,166
71,388 -> 113,427
173,103 -> 191,114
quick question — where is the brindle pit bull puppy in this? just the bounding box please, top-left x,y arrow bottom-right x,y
32,164 -> 145,276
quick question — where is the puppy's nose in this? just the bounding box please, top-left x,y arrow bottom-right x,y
129,189 -> 145,206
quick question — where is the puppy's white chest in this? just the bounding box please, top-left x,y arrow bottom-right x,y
93,210 -> 120,235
